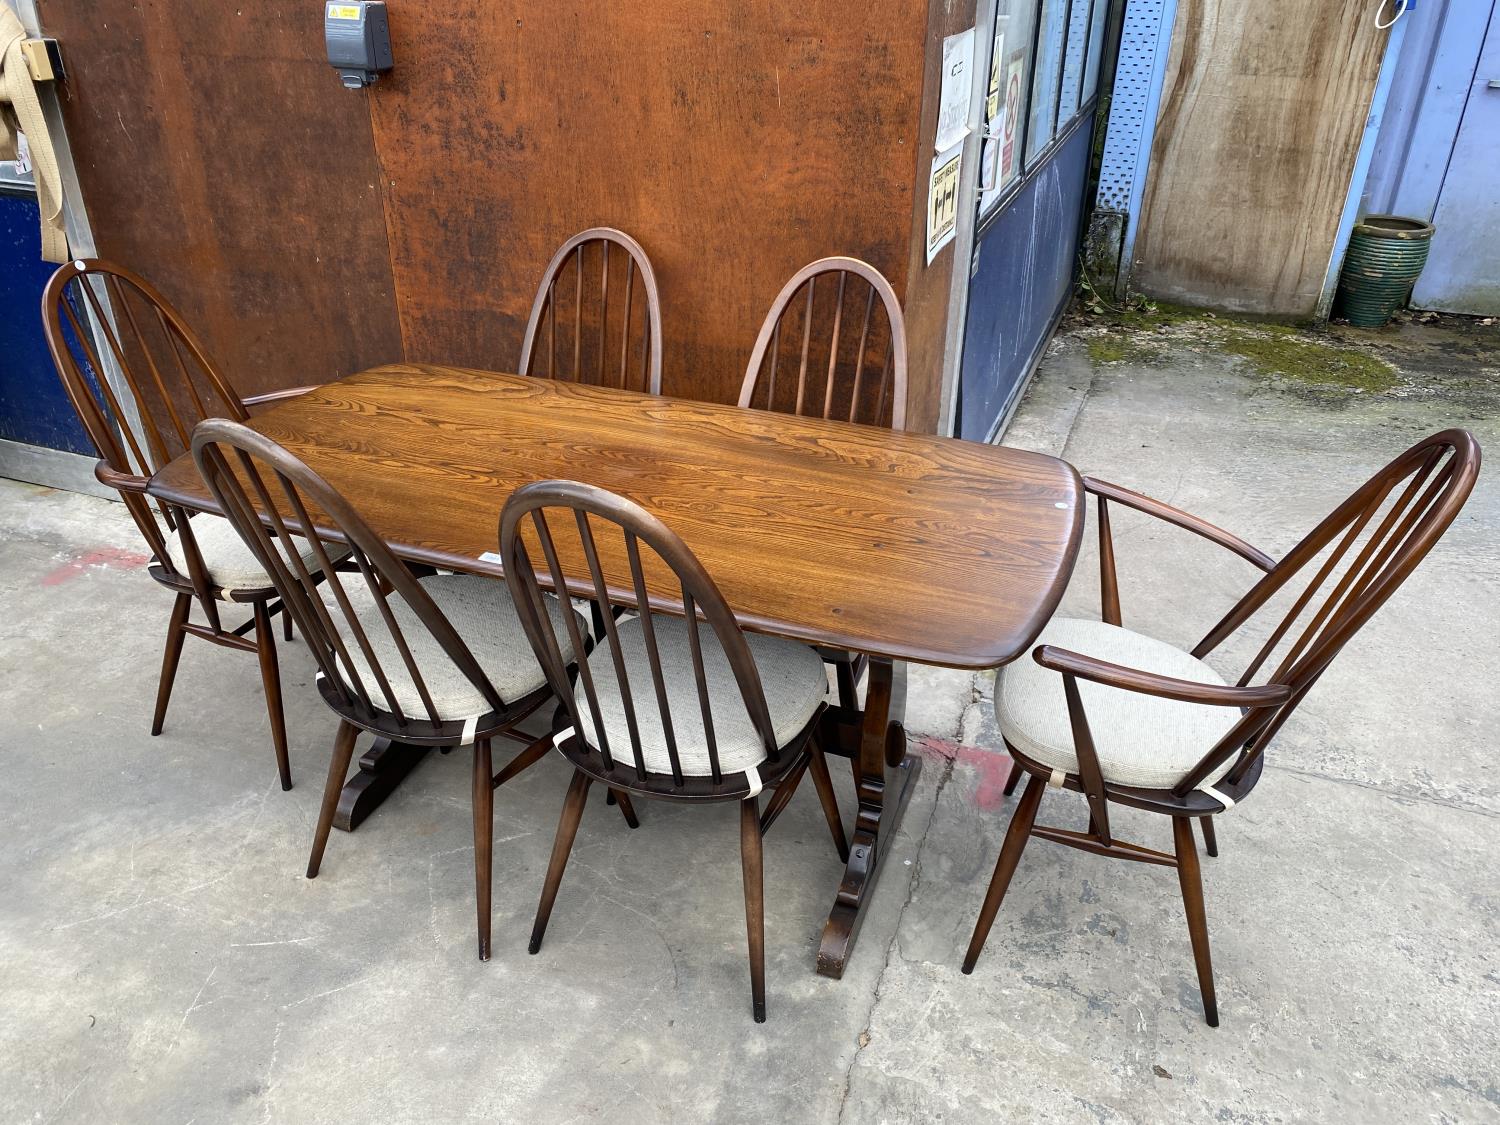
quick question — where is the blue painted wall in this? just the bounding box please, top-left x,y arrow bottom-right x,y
957,118 -> 1092,442
0,191 -> 90,453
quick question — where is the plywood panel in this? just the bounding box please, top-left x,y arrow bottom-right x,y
1132,1 -> 1388,318
39,0 -> 402,395
366,1 -> 930,414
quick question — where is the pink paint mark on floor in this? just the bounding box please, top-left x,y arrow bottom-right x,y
912,735 -> 1015,811
41,546 -> 150,586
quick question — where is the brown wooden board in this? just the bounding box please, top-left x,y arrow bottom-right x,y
365,2 -> 932,418
39,0 -> 403,396
150,365 -> 1085,669
1131,0 -> 1389,318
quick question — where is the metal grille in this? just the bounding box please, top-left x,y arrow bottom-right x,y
1057,0 -> 1093,122
1095,0 -> 1169,212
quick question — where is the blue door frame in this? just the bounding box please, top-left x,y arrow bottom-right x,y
0,186 -> 88,454
956,0 -> 1112,443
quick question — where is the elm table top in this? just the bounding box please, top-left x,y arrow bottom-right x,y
149,365 -> 1084,669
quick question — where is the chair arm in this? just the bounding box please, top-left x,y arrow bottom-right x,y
1033,644 -> 1292,708
242,385 -> 322,409
1083,476 -> 1275,572
94,461 -> 151,494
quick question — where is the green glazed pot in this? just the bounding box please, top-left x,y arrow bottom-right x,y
1334,214 -> 1434,328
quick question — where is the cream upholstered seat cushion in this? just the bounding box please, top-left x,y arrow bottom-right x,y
329,574 -> 585,722
996,617 -> 1240,791
575,614 -> 827,778
166,515 -> 344,593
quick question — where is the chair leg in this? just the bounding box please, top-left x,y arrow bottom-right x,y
611,789 -> 640,829
1002,758 -> 1021,797
1199,816 -> 1218,858
757,755 -> 808,837
491,733 -> 552,788
472,738 -> 494,961
962,773 -> 1044,974
282,604 -> 293,641
306,720 -> 358,879
834,658 -> 860,713
529,769 -> 592,954
1173,816 -> 1219,1026
740,796 -> 767,1023
807,738 -> 849,863
253,600 -> 292,791
150,593 -> 192,736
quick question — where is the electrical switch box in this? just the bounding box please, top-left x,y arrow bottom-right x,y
325,2 -> 393,90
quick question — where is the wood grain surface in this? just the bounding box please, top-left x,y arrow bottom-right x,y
366,2 -> 931,416
151,366 -> 1083,668
39,0 -> 404,396
1132,0 -> 1388,316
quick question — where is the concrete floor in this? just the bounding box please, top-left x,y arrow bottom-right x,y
2,315 -> 1497,1123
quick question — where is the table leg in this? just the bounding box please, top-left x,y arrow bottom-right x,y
333,736 -> 430,832
817,657 -> 920,979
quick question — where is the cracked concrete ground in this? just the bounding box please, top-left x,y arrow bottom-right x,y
2,316 -> 1497,1123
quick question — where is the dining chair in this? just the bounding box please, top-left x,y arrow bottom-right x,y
518,227 -> 663,395
965,430 -> 1481,1025
739,255 -> 909,715
42,258 -> 329,790
499,480 -> 849,1022
191,419 -> 635,958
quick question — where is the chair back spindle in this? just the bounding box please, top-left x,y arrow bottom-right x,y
500,481 -> 780,790
518,228 -> 663,395
1165,429 -> 1479,794
192,419 -> 510,736
42,258 -> 253,613
740,256 -> 908,430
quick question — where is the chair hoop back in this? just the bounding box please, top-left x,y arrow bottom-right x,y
518,227 -> 663,395
499,480 -> 778,789
1182,428 -> 1480,793
740,256 -> 908,430
192,418 -> 510,733
42,258 -> 250,608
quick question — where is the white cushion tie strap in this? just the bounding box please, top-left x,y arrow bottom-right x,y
1048,768 -> 1065,788
1199,783 -> 1236,812
743,764 -> 763,799
460,714 -> 479,746
552,725 -> 576,750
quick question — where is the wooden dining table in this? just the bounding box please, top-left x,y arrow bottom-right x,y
148,363 -> 1083,979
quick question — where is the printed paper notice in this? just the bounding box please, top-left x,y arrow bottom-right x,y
934,28 -> 975,153
926,143 -> 963,265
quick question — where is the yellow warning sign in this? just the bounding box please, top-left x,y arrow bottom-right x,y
327,4 -> 361,20
926,145 -> 962,264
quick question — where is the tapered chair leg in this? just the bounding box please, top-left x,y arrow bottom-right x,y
253,600 -> 293,791
740,796 -> 767,1023
834,659 -> 860,714
529,770 -> 592,954
1199,816 -> 1218,858
1173,815 -> 1219,1026
807,739 -> 849,863
1002,759 -> 1021,797
611,789 -> 640,829
963,773 -> 1045,973
473,739 -> 494,961
282,604 -> 293,641
151,593 -> 192,736
756,756 -> 808,837
491,733 -> 552,789
307,720 -> 358,878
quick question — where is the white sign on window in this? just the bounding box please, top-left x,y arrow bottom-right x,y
934,28 -> 975,153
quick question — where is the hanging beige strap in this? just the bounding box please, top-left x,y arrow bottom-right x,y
0,2 -> 66,262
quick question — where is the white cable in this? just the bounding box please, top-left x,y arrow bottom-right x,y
1375,0 -> 1409,30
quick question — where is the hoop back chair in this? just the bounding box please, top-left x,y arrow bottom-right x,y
966,429 -> 1481,1026
42,258 -> 322,790
739,256 -> 909,714
499,481 -> 848,1022
191,419 -> 611,959
518,227 -> 663,395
